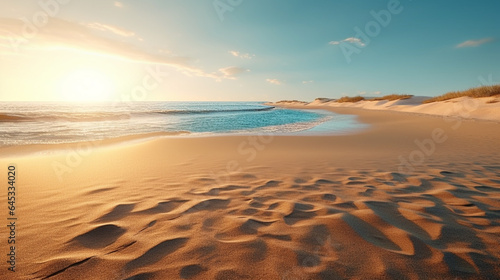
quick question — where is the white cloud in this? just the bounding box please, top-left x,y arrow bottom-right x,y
85,22 -> 135,37
266,78 -> 282,85
329,37 -> 366,47
456,38 -> 493,48
302,80 -> 314,84
114,1 -> 123,8
373,91 -> 381,95
158,49 -> 172,55
0,18 -> 231,81
219,66 -> 249,79
229,50 -> 254,59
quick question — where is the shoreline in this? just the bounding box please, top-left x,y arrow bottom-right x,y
1,103 -> 498,161
0,107 -> 366,157
0,131 -> 190,158
3,97 -> 498,157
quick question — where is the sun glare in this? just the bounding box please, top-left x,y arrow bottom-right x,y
58,69 -> 115,102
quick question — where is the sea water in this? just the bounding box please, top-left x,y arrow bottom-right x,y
0,102 -> 368,145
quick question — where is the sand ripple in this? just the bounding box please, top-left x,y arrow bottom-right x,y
20,165 -> 500,279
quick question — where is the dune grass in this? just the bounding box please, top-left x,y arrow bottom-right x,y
314,97 -> 334,103
336,96 -> 365,103
368,94 -> 413,101
275,100 -> 308,104
423,85 -> 500,104
336,94 -> 413,103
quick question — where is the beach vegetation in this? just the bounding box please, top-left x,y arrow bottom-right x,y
314,98 -> 334,103
368,94 -> 413,101
423,85 -> 500,104
336,96 -> 365,103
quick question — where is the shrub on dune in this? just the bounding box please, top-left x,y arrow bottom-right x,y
336,96 -> 365,103
369,94 -> 413,101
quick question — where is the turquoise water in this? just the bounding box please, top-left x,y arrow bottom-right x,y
0,102 -> 368,145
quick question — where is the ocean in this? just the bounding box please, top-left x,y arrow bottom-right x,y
0,102 -> 368,146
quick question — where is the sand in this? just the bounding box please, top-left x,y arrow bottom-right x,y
1,107 -> 500,279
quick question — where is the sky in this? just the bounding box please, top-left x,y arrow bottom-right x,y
0,0 -> 499,102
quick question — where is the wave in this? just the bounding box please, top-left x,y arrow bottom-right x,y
0,106 -> 275,123
151,106 -> 275,115
233,115 -> 335,135
0,114 -> 26,122
0,112 -> 132,122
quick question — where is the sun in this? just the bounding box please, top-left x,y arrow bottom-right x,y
58,69 -> 115,102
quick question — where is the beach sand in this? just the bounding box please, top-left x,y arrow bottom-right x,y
1,107 -> 500,279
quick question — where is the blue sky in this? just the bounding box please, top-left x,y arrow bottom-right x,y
0,0 -> 499,101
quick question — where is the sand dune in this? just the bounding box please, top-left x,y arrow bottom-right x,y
1,107 -> 499,279
271,95 -> 500,122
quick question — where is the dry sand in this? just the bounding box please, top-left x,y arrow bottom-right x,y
1,107 -> 499,279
